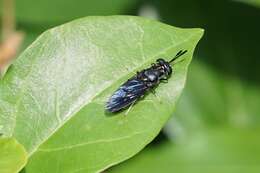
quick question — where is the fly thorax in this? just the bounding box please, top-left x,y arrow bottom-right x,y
143,70 -> 159,86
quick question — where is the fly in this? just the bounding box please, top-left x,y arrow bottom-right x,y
105,50 -> 188,113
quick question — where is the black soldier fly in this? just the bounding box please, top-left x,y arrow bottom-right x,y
105,50 -> 188,113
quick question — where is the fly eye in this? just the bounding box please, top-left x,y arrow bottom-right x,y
156,59 -> 165,65
165,65 -> 172,75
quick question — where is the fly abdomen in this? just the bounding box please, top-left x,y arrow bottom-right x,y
106,78 -> 148,113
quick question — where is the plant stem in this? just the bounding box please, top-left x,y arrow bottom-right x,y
2,0 -> 15,41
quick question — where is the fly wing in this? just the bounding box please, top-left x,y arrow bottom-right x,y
106,78 -> 148,113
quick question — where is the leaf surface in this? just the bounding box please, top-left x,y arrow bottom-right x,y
0,16 -> 203,173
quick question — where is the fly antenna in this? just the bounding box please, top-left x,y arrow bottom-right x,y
169,50 -> 188,64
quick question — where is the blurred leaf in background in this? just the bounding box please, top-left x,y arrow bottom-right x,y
0,0 -> 24,77
1,0 -> 139,51
110,128 -> 260,173
234,0 -> 260,7
14,0 -> 137,24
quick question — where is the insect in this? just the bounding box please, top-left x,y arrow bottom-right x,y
105,50 -> 188,113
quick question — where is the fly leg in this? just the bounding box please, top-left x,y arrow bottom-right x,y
136,71 -> 141,78
124,100 -> 137,116
150,88 -> 162,103
160,77 -> 168,83
151,88 -> 156,94
151,63 -> 156,68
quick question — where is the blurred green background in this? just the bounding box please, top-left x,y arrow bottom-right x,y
1,0 -> 260,172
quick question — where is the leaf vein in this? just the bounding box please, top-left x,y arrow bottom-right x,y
37,130 -> 146,152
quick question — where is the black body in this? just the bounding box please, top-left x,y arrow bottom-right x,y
106,50 -> 187,113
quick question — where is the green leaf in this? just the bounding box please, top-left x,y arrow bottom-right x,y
0,138 -> 27,173
110,128 -> 260,173
0,16 -> 203,172
234,0 -> 260,7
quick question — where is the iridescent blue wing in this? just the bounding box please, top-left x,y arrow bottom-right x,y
106,78 -> 148,113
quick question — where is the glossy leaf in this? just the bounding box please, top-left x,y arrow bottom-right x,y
0,16 -> 203,172
0,138 -> 27,173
